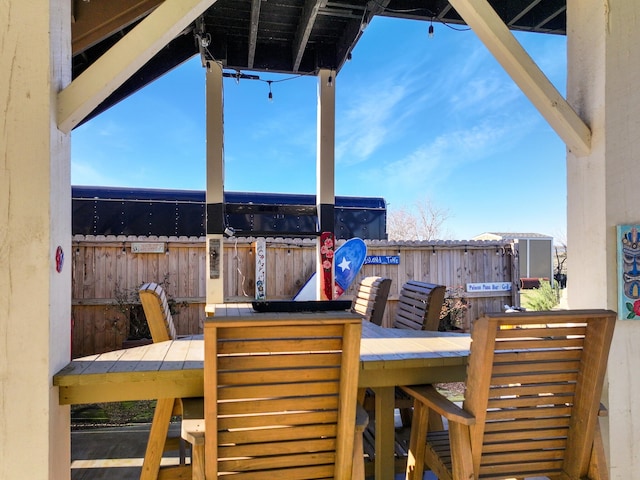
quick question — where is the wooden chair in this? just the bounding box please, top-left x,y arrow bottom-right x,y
351,276 -> 392,325
139,282 -> 178,343
401,309 -> 616,480
361,281 -> 447,419
393,280 -> 446,331
138,282 -> 195,479
183,314 -> 365,480
392,281 -> 446,425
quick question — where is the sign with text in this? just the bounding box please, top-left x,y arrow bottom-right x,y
131,242 -> 165,254
364,255 -> 400,265
467,282 -> 511,292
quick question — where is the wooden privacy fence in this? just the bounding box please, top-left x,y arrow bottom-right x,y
71,235 -> 518,357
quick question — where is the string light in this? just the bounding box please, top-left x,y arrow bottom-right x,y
267,80 -> 273,102
365,0 -> 471,33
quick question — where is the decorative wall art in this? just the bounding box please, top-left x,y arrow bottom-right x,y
617,225 -> 640,319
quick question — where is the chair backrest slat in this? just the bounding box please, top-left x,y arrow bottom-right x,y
465,310 -> 616,478
351,276 -> 391,326
204,315 -> 362,480
139,282 -> 177,342
393,280 -> 446,331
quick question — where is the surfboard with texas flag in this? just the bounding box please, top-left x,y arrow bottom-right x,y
294,237 -> 367,300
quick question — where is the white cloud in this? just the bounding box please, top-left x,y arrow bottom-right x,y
356,118 -> 527,205
336,82 -> 409,164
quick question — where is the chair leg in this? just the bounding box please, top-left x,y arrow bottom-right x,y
428,409 -> 444,431
182,419 -> 205,480
449,422 -> 473,480
352,430 -> 366,480
353,404 -> 369,480
588,421 -> 609,480
405,401 -> 429,480
399,406 -> 413,427
141,398 -> 175,480
190,441 -> 205,480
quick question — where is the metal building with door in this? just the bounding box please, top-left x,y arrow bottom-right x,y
473,232 -> 553,288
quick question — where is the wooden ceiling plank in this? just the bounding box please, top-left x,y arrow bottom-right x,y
508,0 -> 542,26
437,4 -> 453,20
248,0 -> 262,68
58,0 -> 218,134
447,0 -> 591,156
293,0 -> 327,71
72,0 -> 164,55
534,6 -> 566,31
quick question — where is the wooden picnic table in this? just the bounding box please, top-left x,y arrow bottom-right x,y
54,304 -> 470,480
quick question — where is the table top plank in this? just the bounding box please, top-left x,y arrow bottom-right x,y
183,335 -> 204,370
54,312 -> 470,404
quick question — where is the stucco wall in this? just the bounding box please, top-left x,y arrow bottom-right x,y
0,1 -> 72,478
567,0 -> 640,476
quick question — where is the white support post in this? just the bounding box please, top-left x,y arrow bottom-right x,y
1,1 -> 71,478
205,61 -> 225,307
316,68 -> 336,300
566,1 -> 640,476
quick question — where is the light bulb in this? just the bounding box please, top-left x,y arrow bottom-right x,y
428,23 -> 434,39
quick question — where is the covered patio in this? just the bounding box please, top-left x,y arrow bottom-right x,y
2,0 -> 640,478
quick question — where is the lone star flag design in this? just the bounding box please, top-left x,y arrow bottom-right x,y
338,257 -> 351,272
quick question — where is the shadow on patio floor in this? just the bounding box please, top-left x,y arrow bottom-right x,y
71,424 -> 183,480
71,422 -> 439,480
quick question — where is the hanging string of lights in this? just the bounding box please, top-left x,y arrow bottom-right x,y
195,31 -> 325,102
364,0 -> 472,38
196,14 -> 339,101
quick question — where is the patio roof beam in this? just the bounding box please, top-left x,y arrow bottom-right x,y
247,0 -> 261,69
448,0 -> 591,156
58,0 -> 218,133
71,0 -> 163,55
293,0 -> 327,72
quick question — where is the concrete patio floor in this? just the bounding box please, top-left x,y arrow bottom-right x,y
70,422 -> 435,480
71,424 -> 182,480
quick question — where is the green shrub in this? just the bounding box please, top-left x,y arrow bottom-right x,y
525,279 -> 559,311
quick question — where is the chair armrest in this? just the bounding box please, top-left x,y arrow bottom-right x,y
400,385 -> 475,426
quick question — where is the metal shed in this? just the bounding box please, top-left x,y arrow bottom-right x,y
473,232 -> 553,288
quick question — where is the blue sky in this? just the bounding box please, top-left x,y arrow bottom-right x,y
71,16 -> 568,241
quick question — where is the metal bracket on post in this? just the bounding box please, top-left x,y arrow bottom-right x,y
209,238 -> 220,278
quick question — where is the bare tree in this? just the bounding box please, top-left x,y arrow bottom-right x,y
387,198 -> 452,240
